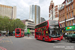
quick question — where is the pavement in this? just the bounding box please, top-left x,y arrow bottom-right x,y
0,36 -> 75,50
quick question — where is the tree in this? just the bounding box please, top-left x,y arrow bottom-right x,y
14,19 -> 25,29
0,16 -> 3,30
0,16 -> 25,32
0,16 -> 9,31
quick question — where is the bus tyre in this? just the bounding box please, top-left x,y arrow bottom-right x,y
69,38 -> 72,42
36,37 -> 38,40
43,38 -> 45,41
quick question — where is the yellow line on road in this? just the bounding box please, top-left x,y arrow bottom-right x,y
0,37 -> 13,44
9,39 -> 13,44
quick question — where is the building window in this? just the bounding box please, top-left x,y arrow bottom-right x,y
72,20 -> 73,25
68,22 -> 69,26
62,16 -> 64,20
67,14 -> 68,19
69,13 -> 71,18
64,23 -> 65,27
59,17 -> 61,21
73,20 -> 75,24
72,4 -> 73,9
72,11 -> 73,17
63,15 -> 65,20
58,14 -> 59,17
63,10 -> 64,13
67,7 -> 68,11
70,21 -> 71,26
69,6 -> 70,10
67,22 -> 68,26
69,21 -> 70,26
60,12 -> 61,15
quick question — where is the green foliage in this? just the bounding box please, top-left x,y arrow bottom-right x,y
0,16 -> 25,32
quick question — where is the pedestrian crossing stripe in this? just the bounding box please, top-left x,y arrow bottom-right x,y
24,37 -> 33,39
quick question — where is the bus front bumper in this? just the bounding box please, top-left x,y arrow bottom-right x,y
49,37 -> 61,41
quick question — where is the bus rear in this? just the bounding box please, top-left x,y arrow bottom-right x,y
15,28 -> 21,38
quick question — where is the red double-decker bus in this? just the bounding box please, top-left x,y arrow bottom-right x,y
35,20 -> 61,42
15,28 -> 24,38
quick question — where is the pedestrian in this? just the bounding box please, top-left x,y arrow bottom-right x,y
74,32 -> 75,34
0,32 -> 1,36
6,32 -> 8,37
0,34 -> 1,36
32,32 -> 33,36
65,32 -> 67,35
27,33 -> 30,37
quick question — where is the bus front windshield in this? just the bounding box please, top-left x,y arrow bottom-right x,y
49,21 -> 60,37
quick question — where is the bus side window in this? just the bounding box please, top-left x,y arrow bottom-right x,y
39,32 -> 41,35
36,32 -> 38,35
42,31 -> 44,36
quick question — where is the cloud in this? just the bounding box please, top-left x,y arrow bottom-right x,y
0,0 -> 65,20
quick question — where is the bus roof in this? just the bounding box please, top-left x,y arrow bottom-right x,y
35,20 -> 58,26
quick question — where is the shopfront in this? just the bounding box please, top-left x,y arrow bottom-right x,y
65,25 -> 75,33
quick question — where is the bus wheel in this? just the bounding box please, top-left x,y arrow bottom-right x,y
69,38 -> 72,42
43,38 -> 45,41
36,37 -> 38,40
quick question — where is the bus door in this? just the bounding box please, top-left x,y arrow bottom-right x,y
41,31 -> 44,40
38,32 -> 41,40
35,32 -> 39,39
40,31 -> 43,40
45,30 -> 49,41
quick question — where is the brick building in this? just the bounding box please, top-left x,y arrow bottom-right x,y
49,0 -> 59,20
59,0 -> 75,28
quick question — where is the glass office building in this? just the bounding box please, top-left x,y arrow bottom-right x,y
29,5 -> 40,25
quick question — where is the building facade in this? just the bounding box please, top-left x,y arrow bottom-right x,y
59,0 -> 75,28
49,0 -> 59,20
29,5 -> 40,25
0,4 -> 16,19
21,19 -> 35,34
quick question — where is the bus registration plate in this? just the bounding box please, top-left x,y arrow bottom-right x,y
17,35 -> 19,36
53,38 -> 56,39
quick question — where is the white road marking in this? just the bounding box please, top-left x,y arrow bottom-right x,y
23,37 -> 33,39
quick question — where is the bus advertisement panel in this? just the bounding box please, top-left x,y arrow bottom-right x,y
15,28 -> 24,38
35,20 -> 61,42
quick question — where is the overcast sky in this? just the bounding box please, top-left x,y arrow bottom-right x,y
0,0 -> 64,20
